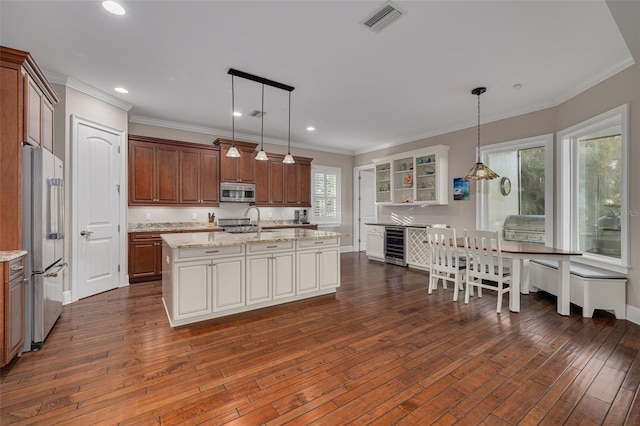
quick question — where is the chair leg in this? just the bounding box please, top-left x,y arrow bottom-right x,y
428,274 -> 433,294
453,275 -> 459,302
496,287 -> 503,313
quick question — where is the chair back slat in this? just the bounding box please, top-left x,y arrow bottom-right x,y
465,230 -> 504,280
427,227 -> 461,274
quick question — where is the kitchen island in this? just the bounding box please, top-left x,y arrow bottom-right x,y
161,229 -> 345,326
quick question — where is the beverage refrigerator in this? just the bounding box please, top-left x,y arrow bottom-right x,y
21,145 -> 66,351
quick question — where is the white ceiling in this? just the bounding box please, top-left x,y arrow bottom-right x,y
0,1 -> 634,155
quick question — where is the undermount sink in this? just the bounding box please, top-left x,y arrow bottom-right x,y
225,228 -> 275,234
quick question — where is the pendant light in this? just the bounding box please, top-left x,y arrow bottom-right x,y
283,91 -> 295,164
255,83 -> 269,161
463,87 -> 499,181
226,74 -> 241,158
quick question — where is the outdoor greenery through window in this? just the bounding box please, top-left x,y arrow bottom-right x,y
576,133 -> 622,258
558,104 -> 628,270
312,165 -> 341,225
519,147 -> 545,216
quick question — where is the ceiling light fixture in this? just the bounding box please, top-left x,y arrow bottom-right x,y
227,68 -> 295,162
463,87 -> 499,181
255,83 -> 269,161
283,91 -> 295,164
114,87 -> 128,94
102,1 -> 125,15
306,126 -> 315,132
226,75 -> 241,158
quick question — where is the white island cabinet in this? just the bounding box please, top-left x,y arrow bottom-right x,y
162,229 -> 345,327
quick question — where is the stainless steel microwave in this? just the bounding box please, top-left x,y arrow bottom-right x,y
220,182 -> 255,203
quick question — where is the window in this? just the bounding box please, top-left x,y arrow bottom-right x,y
312,165 -> 341,225
478,134 -> 553,243
558,104 -> 629,272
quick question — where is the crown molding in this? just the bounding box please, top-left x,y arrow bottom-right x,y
129,116 -> 354,156
44,71 -> 133,111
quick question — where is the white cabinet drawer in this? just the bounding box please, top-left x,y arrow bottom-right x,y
247,241 -> 294,254
297,238 -> 339,249
177,245 -> 243,259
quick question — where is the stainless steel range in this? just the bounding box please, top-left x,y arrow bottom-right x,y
503,215 -> 545,244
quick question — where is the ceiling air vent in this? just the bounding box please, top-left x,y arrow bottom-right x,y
249,110 -> 265,118
362,1 -> 405,33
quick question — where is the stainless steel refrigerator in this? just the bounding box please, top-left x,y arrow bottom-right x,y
22,145 -> 66,351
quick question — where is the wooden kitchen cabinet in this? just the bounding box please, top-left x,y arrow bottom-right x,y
128,138 -> 179,205
0,46 -> 59,251
1,254 -> 26,368
128,135 -> 220,207
256,155 -> 312,207
215,139 -> 258,183
179,147 -> 219,205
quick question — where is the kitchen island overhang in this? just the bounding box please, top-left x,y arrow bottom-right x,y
161,229 -> 347,327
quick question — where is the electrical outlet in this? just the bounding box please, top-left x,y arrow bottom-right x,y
145,213 -> 151,221
268,212 -> 273,219
191,213 -> 197,220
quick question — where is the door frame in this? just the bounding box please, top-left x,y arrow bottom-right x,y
352,164 -> 377,252
70,115 -> 127,302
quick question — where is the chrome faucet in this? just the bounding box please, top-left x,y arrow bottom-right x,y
244,206 -> 261,238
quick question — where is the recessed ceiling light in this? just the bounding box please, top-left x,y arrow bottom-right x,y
114,87 -> 128,94
233,111 -> 242,117
102,1 -> 126,16
306,126 -> 315,132
513,83 -> 523,90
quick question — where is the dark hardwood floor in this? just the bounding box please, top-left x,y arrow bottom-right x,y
2,252 -> 640,425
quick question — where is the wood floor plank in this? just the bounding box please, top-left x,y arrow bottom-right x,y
1,252 -> 638,425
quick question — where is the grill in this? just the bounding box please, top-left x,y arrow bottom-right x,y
503,215 -> 545,244
217,218 -> 258,233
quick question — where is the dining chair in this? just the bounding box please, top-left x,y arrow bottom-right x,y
426,227 -> 466,301
464,229 -> 511,313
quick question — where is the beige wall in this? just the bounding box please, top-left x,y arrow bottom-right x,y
355,63 -> 639,310
53,84 -> 129,293
128,123 -> 355,247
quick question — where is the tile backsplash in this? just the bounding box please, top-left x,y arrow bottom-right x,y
128,205 -> 305,225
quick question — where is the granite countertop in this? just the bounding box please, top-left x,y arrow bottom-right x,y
129,221 -> 315,233
162,228 -> 347,249
0,250 -> 27,262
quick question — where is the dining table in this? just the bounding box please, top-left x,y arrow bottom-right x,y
456,238 -> 582,316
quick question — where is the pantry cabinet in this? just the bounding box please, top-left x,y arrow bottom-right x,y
374,145 -> 449,205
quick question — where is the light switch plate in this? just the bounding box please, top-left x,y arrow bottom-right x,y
192,213 -> 197,220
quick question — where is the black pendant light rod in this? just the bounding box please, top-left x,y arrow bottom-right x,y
228,68 -> 294,92
472,87 -> 486,162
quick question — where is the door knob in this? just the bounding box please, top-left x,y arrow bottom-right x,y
80,230 -> 93,236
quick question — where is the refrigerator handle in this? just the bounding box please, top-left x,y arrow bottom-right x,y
47,178 -> 64,240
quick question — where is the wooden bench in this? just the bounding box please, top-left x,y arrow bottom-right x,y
529,260 -> 626,319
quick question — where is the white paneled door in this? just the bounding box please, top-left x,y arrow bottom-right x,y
74,117 -> 122,299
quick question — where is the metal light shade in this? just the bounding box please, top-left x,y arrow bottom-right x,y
464,87 -> 499,181
227,145 -> 241,158
283,153 -> 295,164
255,149 -> 268,161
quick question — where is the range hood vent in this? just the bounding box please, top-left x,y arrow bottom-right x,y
249,110 -> 265,118
362,1 -> 404,33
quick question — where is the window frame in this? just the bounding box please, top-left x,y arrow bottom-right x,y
557,104 -> 629,273
477,134 -> 554,244
311,165 -> 341,226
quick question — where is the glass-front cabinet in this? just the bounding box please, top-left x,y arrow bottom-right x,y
375,162 -> 391,203
373,145 -> 449,205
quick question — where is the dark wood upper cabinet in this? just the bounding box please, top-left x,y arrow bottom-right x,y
215,139 -> 258,183
128,135 -> 219,207
255,155 -> 312,207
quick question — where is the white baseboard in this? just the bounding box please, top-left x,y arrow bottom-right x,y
625,304 -> 640,325
340,245 -> 355,253
63,290 -> 72,305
